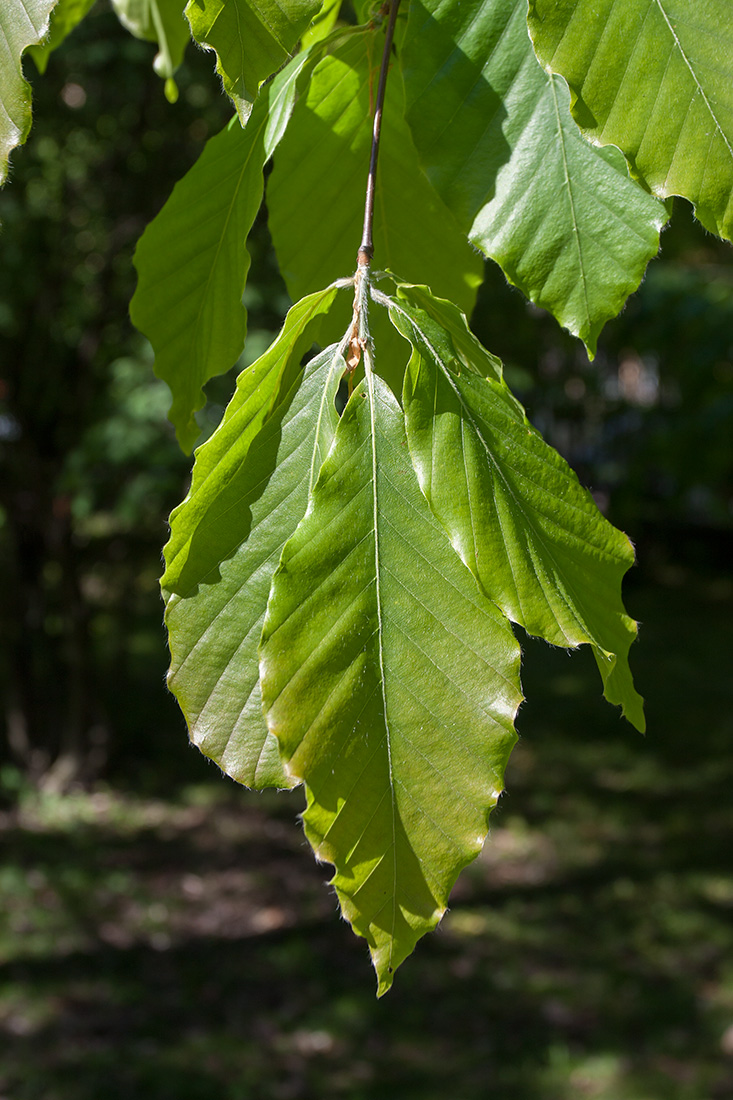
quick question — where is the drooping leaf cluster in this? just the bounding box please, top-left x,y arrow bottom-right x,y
162,270 -> 645,993
4,0 -> 732,992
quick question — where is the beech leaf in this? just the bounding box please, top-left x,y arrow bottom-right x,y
27,0 -> 97,74
185,0 -> 321,123
163,288 -> 341,788
388,283 -> 645,732
401,0 -> 669,353
260,365 -> 522,994
528,0 -> 733,241
267,31 -> 483,322
131,50 -> 312,451
0,0 -> 57,186
112,0 -> 191,99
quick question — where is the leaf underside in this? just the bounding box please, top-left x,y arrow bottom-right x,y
163,288 -> 339,788
528,0 -> 733,241
131,51 -> 312,451
401,0 -> 669,353
164,275 -> 645,991
112,0 -> 191,95
131,113 -> 264,451
260,366 -> 522,995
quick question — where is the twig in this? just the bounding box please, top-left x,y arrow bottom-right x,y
358,0 -> 402,269
345,0 -> 402,377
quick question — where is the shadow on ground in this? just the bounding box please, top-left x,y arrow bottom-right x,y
2,567 -> 733,1100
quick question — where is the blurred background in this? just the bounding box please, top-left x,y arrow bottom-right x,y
1,4 -> 732,1097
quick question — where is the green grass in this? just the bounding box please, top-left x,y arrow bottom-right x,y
1,568 -> 732,1099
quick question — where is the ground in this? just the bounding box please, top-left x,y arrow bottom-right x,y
1,565 -> 732,1099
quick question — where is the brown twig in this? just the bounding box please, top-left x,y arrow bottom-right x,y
357,0 -> 402,269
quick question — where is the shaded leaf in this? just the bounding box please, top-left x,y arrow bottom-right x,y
260,365 -> 522,994
388,284 -> 644,731
130,51 -> 312,451
163,287 -> 342,788
0,0 -> 57,186
528,0 -> 733,241
401,0 -> 668,353
28,0 -> 97,74
185,0 -> 320,123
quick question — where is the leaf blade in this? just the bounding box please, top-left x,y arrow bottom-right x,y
163,289 -> 342,788
130,51 -> 312,451
401,0 -> 669,351
112,0 -> 191,95
267,31 -> 483,319
27,0 -> 97,74
0,0 -> 57,185
301,0 -> 341,50
185,0 -> 320,123
390,285 -> 645,731
528,0 -> 733,240
260,367 -> 522,992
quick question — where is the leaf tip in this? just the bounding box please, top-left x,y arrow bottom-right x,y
623,691 -> 646,735
174,417 -> 200,455
375,966 -> 395,998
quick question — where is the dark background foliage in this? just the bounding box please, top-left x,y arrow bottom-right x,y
0,5 -> 732,1097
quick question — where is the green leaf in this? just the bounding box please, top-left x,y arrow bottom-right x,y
302,0 -> 341,50
112,0 -> 190,98
162,285 -> 337,586
388,284 -> 645,732
27,0 -> 97,74
267,30 -> 483,320
163,287 -> 342,789
260,365 -> 522,994
130,51 -> 312,452
401,0 -> 669,353
0,0 -> 57,186
528,0 -> 733,241
184,0 -> 321,123
386,282 -> 504,385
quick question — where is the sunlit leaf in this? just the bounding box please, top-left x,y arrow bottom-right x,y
163,288 -> 341,788
528,0 -> 733,241
387,282 -> 504,385
185,0 -> 321,123
401,0 -> 668,353
0,0 -> 57,186
27,0 -> 97,74
388,283 -> 645,731
302,0 -> 341,50
260,364 -> 522,994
